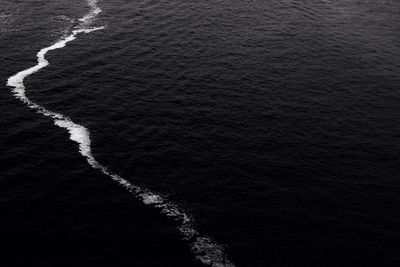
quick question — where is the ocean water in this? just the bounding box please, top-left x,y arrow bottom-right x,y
1,0 -> 400,266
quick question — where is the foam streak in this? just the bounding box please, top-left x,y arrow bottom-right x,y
6,1 -> 235,266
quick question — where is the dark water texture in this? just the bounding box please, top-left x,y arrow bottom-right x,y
1,0 -> 400,266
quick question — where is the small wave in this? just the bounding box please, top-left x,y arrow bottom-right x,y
6,1 -> 236,266
54,15 -> 75,23
0,13 -> 11,19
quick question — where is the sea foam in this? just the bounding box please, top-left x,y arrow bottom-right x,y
6,1 -> 235,266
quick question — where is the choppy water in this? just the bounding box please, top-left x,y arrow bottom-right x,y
1,0 -> 400,266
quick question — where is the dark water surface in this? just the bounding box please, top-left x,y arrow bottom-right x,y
1,0 -> 400,266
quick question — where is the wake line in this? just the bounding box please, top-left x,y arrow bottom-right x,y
6,1 -> 235,266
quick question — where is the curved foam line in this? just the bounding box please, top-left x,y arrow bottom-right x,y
6,1 -> 236,266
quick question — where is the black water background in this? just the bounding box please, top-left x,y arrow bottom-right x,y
1,0 -> 400,266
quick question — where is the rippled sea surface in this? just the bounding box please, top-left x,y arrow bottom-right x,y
1,0 -> 400,266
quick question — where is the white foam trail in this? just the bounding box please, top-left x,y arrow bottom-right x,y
78,0 -> 102,24
6,1 -> 236,266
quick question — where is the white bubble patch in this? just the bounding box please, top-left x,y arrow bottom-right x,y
6,1 -> 236,266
